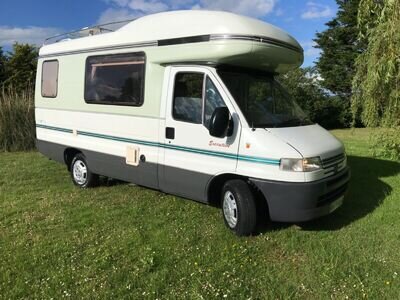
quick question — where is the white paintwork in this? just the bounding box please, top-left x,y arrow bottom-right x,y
237,127 -> 305,182
40,10 -> 301,56
36,61 -> 346,187
268,125 -> 344,159
36,108 -> 160,164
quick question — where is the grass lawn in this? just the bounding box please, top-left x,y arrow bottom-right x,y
0,128 -> 399,299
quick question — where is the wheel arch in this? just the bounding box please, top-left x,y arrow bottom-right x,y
206,173 -> 262,203
207,173 -> 244,206
64,148 -> 82,171
207,173 -> 270,218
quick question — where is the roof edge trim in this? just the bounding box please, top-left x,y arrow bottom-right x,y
39,33 -> 303,59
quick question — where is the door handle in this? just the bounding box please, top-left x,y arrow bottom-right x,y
166,127 -> 175,139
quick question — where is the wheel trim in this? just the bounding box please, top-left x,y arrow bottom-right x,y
223,191 -> 238,228
73,160 -> 88,185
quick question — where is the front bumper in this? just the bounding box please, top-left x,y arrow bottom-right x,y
250,167 -> 350,222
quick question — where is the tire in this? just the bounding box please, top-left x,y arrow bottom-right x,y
221,179 -> 257,236
70,153 -> 99,188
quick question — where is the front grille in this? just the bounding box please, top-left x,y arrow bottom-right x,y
322,153 -> 345,168
322,153 -> 346,176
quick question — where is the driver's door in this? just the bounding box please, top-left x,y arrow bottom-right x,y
159,66 -> 241,202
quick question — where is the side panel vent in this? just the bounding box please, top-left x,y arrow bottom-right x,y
126,146 -> 140,166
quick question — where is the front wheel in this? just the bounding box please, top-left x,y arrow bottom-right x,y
222,179 -> 257,236
70,153 -> 99,188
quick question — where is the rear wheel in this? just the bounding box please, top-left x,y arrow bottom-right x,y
70,153 -> 99,188
222,179 -> 257,236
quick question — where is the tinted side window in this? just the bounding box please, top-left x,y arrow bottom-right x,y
173,73 -> 204,124
85,52 -> 145,106
204,76 -> 226,129
42,60 -> 59,98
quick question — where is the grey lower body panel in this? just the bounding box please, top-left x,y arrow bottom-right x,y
87,149 -> 159,190
36,139 -> 158,189
36,139 -> 211,202
36,139 -> 66,164
250,167 -> 350,222
159,164 -> 211,203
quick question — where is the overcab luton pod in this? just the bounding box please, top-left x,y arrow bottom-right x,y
35,10 -> 350,236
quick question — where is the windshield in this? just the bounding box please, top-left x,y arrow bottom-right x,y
218,69 -> 312,128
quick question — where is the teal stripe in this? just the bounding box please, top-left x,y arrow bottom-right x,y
238,155 -> 280,165
161,143 -> 237,159
36,124 -> 73,134
36,124 -> 280,165
79,130 -> 159,147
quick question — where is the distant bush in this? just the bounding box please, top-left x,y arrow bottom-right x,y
371,128 -> 400,160
0,87 -> 35,151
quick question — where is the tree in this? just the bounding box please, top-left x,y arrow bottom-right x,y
351,0 -> 400,127
278,67 -> 347,129
3,43 -> 38,91
314,0 -> 362,100
351,0 -> 400,160
0,47 -> 7,86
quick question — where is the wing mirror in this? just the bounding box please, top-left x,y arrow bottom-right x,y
209,107 -> 232,138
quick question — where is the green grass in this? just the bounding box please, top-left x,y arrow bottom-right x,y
0,128 -> 399,299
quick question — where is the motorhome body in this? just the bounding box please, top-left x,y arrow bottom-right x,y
35,10 -> 350,236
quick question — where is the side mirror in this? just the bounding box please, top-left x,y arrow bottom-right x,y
209,107 -> 231,138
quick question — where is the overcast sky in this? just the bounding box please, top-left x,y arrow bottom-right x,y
0,0 -> 337,67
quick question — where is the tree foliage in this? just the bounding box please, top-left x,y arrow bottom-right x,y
351,0 -> 400,127
0,47 -> 7,86
278,67 -> 348,129
2,43 -> 38,91
314,0 -> 363,100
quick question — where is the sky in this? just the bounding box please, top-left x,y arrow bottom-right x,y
0,0 -> 337,67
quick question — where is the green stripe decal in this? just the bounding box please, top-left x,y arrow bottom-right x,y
36,124 -> 280,165
162,143 -> 238,160
36,124 -> 73,134
238,155 -> 281,164
79,130 -> 159,147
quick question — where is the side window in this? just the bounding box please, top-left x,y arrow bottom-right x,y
173,73 -> 203,124
204,76 -> 226,129
84,52 -> 145,106
41,60 -> 59,98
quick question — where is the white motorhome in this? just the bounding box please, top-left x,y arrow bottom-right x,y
35,10 -> 350,236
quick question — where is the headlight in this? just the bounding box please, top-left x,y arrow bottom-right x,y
280,157 -> 322,172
